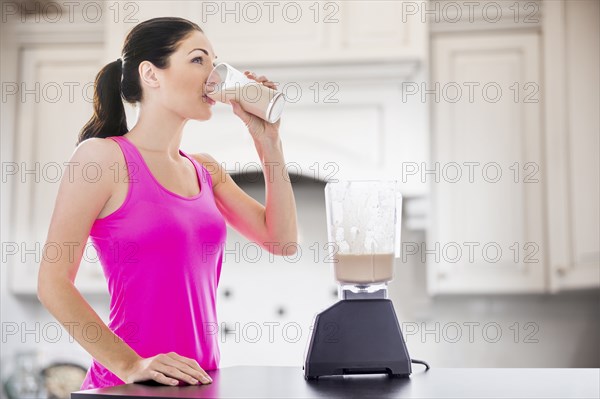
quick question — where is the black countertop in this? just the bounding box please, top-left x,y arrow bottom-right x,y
71,366 -> 600,399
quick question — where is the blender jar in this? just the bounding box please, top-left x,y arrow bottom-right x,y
324,180 -> 403,288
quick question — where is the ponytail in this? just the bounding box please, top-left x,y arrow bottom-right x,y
77,58 -> 128,146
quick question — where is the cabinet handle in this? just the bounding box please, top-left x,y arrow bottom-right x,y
556,267 -> 567,277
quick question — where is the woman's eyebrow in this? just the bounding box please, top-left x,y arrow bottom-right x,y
188,48 -> 208,55
188,48 -> 218,60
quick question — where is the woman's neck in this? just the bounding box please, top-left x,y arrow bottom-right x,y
125,102 -> 188,160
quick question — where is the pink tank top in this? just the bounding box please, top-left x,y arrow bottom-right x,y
80,135 -> 227,390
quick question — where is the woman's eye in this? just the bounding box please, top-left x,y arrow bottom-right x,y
192,56 -> 204,64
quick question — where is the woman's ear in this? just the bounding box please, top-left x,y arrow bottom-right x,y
139,61 -> 160,88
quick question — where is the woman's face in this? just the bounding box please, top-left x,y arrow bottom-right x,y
151,30 -> 218,121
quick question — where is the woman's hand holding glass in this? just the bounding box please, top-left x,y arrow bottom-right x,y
229,70 -> 281,142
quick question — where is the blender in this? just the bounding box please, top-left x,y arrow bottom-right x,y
303,180 -> 412,379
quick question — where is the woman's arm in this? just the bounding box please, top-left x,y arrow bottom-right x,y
194,144 -> 298,257
253,135 -> 298,255
37,138 -> 142,381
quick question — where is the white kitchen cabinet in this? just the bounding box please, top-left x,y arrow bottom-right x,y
103,1 -> 426,66
428,31 -> 546,294
200,0 -> 427,64
543,0 -> 600,292
427,0 -> 600,294
8,44 -> 108,295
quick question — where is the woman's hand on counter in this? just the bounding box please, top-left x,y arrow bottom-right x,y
122,352 -> 212,386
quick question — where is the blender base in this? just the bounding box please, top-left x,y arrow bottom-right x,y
303,299 -> 412,380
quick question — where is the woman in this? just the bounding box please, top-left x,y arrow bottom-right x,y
37,17 -> 298,390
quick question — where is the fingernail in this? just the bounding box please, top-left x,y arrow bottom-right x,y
191,379 -> 198,384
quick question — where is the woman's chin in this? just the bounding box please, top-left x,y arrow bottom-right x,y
192,109 -> 212,122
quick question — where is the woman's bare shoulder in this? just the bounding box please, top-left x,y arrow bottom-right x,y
69,137 -> 126,190
72,137 -> 123,165
189,152 -> 223,189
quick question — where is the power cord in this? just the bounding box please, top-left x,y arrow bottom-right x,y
411,358 -> 430,371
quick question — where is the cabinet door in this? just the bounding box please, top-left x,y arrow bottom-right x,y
334,0 -> 426,61
544,0 -> 600,291
428,32 -> 545,294
9,45 -> 108,295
